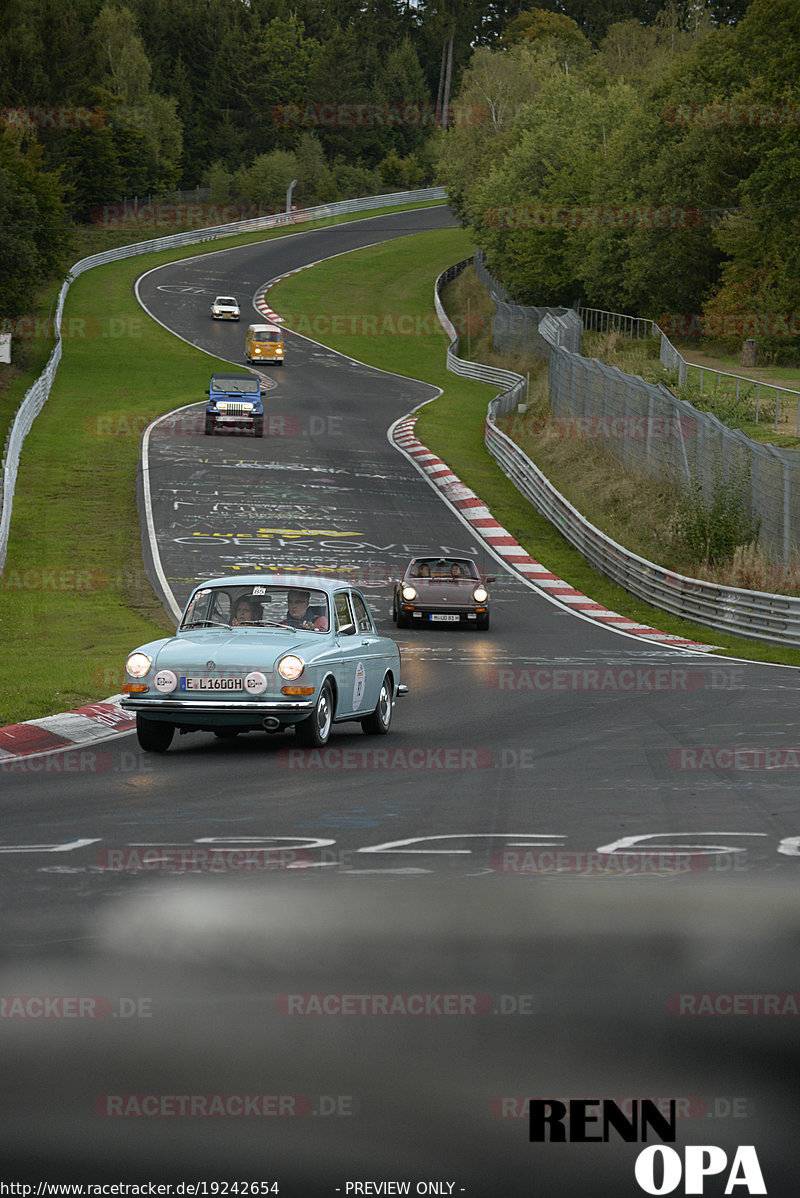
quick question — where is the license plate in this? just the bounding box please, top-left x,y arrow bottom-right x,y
429,614 -> 461,622
180,676 -> 243,691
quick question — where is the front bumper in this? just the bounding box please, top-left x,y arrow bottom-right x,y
121,697 -> 314,715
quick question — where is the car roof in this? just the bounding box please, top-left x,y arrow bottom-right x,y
194,574 -> 357,593
247,322 -> 281,333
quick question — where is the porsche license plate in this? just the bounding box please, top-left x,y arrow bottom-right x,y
181,676 -> 243,691
429,614 -> 460,622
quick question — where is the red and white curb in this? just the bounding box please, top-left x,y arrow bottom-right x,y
254,262 -> 318,323
0,697 -> 135,762
391,415 -> 715,652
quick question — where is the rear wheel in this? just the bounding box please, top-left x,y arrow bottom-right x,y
295,681 -> 333,747
136,713 -> 174,753
361,674 -> 393,736
213,728 -> 239,739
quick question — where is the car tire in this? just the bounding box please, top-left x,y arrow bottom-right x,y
136,714 -> 174,753
253,417 -> 264,438
361,674 -> 393,736
204,415 -> 215,436
476,612 -> 490,631
213,728 -> 239,739
295,681 -> 333,747
393,599 -> 409,629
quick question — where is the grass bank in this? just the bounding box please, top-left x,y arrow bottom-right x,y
0,201 -> 446,725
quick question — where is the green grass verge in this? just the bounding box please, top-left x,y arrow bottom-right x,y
269,236 -> 800,669
0,201 -> 447,725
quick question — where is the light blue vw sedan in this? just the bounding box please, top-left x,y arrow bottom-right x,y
121,574 -> 406,752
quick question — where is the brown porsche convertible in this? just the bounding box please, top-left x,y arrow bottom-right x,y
392,557 -> 494,631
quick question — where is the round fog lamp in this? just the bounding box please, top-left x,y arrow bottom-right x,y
154,669 -> 178,693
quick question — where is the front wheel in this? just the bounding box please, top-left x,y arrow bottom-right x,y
204,414 -> 215,435
253,416 -> 264,437
295,681 -> 333,747
361,674 -> 393,736
136,713 -> 174,753
476,612 -> 490,631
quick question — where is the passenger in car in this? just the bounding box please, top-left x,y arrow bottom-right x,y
232,597 -> 262,626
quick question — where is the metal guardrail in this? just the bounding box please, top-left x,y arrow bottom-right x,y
0,187 -> 446,572
435,257 -> 800,649
580,304 -> 800,432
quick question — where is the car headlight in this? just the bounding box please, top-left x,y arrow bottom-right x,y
278,654 -> 305,681
473,586 -> 488,603
125,652 -> 152,678
401,585 -> 417,601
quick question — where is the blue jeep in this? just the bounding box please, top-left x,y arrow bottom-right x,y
205,374 -> 264,437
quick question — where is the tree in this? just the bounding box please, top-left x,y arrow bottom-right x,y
0,132 -> 71,319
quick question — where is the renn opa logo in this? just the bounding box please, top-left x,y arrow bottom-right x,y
529,1099 -> 765,1194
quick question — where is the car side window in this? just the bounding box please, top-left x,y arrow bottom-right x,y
351,592 -> 373,633
334,592 -> 355,634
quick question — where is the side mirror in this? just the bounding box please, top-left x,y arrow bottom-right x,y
486,575 -> 497,583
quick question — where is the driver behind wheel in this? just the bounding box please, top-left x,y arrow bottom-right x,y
284,589 -> 329,631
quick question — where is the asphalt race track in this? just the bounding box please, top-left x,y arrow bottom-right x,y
2,206 -> 800,1195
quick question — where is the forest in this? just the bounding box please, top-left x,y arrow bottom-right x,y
2,0 -> 794,359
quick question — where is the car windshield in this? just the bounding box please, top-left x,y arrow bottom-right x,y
210,377 -> 260,394
216,298 -> 237,306
409,558 -> 479,580
181,585 -> 330,632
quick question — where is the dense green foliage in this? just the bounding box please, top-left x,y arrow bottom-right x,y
439,0 -> 800,362
0,0 -> 773,338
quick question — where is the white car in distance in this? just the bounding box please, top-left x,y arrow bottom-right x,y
211,295 -> 240,320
